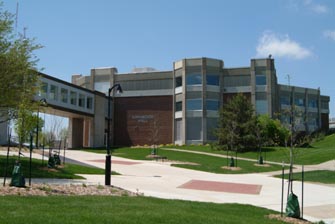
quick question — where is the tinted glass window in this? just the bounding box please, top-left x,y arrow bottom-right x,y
256,75 -> 266,85
186,99 -> 202,110
206,75 -> 219,86
186,74 -> 202,85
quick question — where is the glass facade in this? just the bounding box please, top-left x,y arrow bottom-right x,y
70,91 -> 77,105
175,101 -> 182,111
295,98 -> 305,106
207,118 -> 218,141
175,77 -> 182,87
186,99 -> 202,110
175,119 -> 182,141
40,82 -> 48,98
206,75 -> 219,86
61,88 -> 68,103
186,74 -> 202,85
206,99 -> 219,111
256,75 -> 266,85
79,94 -> 85,107
50,85 -> 58,100
186,117 -> 202,140
280,96 -> 291,105
308,99 -> 318,108
87,97 -> 93,109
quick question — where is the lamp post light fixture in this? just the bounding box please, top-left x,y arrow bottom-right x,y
105,84 -> 123,186
36,98 -> 47,149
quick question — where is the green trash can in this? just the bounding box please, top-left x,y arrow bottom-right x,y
10,161 -> 26,187
258,156 -> 264,165
48,156 -> 56,168
54,154 -> 61,165
286,193 -> 300,218
229,157 -> 235,167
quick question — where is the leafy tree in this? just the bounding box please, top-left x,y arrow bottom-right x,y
0,2 -> 42,123
257,115 -> 290,147
14,105 -> 44,148
215,93 -> 257,152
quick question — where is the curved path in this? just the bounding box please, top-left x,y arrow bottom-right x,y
1,149 -> 334,223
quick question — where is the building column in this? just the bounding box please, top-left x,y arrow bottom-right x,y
68,118 -> 84,148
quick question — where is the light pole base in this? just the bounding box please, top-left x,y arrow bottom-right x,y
105,155 -> 111,186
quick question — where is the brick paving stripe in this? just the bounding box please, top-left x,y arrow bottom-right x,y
178,179 -> 262,195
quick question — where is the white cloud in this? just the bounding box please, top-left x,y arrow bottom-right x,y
303,0 -> 329,14
324,30 -> 335,41
256,32 -> 312,60
287,0 -> 329,14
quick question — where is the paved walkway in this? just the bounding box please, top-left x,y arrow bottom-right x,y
1,149 -> 334,223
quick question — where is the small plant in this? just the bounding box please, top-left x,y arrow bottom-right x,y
97,184 -> 104,190
38,185 -> 52,193
82,183 -> 87,188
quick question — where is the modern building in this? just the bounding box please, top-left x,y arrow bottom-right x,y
72,57 -> 330,146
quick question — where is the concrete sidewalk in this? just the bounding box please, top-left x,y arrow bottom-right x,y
64,150 -> 334,224
1,149 -> 334,223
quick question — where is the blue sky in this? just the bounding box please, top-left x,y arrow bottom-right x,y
3,0 -> 335,116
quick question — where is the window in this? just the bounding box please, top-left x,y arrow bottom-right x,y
40,82 -> 48,98
256,100 -> 268,115
308,99 -> 318,108
49,85 -> 58,100
70,91 -> 77,105
256,75 -> 266,85
175,119 -> 182,141
295,98 -> 304,106
186,74 -> 202,85
321,101 -> 329,110
186,117 -> 202,140
207,118 -> 218,140
78,94 -> 85,107
175,101 -> 182,111
87,97 -> 93,109
186,99 -> 202,110
206,75 -> 219,86
175,77 -> 182,87
206,99 -> 219,111
61,88 -> 68,103
280,96 -> 290,105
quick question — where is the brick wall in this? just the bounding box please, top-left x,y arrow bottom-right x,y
114,96 -> 173,146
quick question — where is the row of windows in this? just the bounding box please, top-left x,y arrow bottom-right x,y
175,99 -> 220,111
280,96 -> 319,108
40,82 -> 93,109
175,74 -> 220,87
175,117 -> 218,141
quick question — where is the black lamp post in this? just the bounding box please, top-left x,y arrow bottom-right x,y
36,98 -> 47,149
105,84 -> 123,186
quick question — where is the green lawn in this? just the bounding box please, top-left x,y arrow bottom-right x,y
276,170 -> 335,184
0,196 -> 287,224
85,147 -> 285,174
163,134 -> 335,165
0,155 -> 106,179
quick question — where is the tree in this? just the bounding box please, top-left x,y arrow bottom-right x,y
215,93 -> 257,152
14,108 -> 44,148
257,115 -> 290,147
0,2 -> 42,123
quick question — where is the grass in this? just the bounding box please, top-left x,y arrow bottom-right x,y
0,155 -> 106,179
0,196 -> 287,224
275,170 -> 335,184
85,147 -> 286,174
163,133 -> 335,165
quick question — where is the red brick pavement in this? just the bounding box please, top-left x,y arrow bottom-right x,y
178,179 -> 262,195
